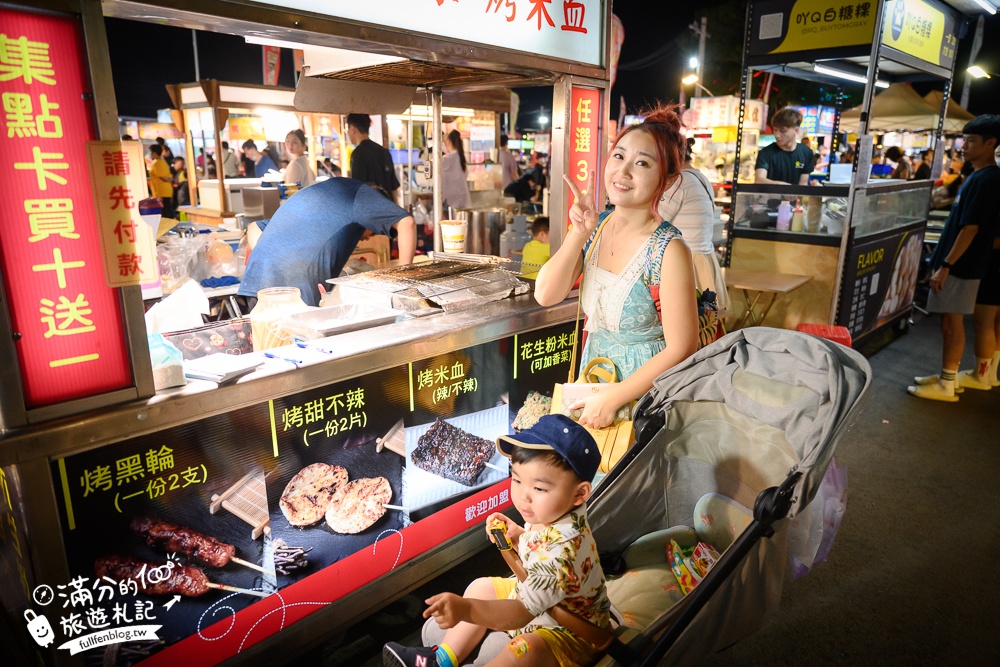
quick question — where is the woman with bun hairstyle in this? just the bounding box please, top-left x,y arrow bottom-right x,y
534,106 -> 699,429
283,128 -> 316,188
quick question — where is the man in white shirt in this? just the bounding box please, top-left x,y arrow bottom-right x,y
220,141 -> 240,178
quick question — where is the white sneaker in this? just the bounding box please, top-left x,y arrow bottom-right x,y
913,374 -> 964,393
907,382 -> 959,402
957,370 -> 992,391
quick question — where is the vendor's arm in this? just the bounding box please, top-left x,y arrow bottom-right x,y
534,172 -> 599,305
930,224 -> 978,293
394,215 -> 416,264
754,168 -> 788,185
575,240 -> 698,428
424,593 -> 534,632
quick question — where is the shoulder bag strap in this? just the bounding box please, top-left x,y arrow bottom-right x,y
567,211 -> 615,382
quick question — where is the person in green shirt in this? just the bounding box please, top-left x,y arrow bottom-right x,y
519,217 -> 549,279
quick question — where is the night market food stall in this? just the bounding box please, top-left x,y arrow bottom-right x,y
0,0 -> 612,664
724,0 -> 983,348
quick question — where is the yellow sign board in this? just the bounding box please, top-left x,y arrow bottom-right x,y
881,0 -> 957,68
752,0 -> 879,55
85,142 -> 160,287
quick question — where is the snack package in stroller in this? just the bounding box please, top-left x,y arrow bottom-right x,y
423,328 -> 870,666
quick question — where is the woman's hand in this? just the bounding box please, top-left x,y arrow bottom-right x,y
423,592 -> 470,629
564,170 -> 600,240
485,512 -> 524,544
570,389 -> 623,429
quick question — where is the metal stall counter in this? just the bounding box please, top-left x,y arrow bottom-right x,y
1,293 -> 580,666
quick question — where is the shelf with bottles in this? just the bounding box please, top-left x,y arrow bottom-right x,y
730,188 -> 850,244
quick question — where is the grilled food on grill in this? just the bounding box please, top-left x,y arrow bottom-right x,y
279,463 -> 348,526
129,516 -> 235,568
325,477 -> 392,534
411,419 -> 494,486
95,554 -> 209,597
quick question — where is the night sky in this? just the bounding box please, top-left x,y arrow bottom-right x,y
107,3 -> 1000,127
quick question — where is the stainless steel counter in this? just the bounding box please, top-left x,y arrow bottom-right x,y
0,295 -> 577,466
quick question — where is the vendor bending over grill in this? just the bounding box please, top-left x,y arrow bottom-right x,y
239,179 -> 415,308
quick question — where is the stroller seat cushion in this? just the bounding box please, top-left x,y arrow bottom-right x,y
621,526 -> 699,570
606,565 -> 686,630
693,493 -> 753,552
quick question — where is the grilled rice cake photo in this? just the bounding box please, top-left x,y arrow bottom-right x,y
279,463 -> 349,526
325,477 -> 392,534
411,419 -> 495,486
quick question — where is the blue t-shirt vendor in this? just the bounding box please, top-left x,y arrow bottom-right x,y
238,179 -> 415,307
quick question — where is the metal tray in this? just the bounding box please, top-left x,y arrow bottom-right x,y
278,303 -> 405,338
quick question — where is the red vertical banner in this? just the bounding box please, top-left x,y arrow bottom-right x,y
566,86 -> 602,226
0,8 -> 132,408
262,45 -> 280,86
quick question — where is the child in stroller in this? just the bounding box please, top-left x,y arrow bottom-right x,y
383,415 -> 613,667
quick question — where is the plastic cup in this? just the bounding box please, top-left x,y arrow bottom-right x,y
440,220 -> 467,253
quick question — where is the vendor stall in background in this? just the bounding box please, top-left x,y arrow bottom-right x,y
0,1 -> 611,665
725,0 -> 975,349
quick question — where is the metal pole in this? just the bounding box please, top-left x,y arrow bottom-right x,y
959,15 -> 984,110
697,16 -> 707,83
432,90 -> 443,252
192,29 -> 200,81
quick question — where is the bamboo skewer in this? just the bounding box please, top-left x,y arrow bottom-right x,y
230,556 -> 275,577
206,582 -> 270,598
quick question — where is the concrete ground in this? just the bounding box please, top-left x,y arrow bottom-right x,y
305,313 -> 1000,666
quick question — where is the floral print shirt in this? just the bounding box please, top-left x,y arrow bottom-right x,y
512,505 -> 611,635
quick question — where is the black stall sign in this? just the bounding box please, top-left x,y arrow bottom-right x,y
43,322 -> 575,664
838,226 -> 924,339
750,0 -> 879,58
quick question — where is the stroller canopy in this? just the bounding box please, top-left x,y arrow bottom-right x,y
644,327 -> 871,516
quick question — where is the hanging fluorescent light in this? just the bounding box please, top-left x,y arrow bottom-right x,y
245,35 -> 312,50
971,0 -> 996,15
814,64 -> 890,88
967,65 -> 992,79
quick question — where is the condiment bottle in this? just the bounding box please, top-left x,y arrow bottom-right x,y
791,199 -> 804,232
776,201 -> 792,231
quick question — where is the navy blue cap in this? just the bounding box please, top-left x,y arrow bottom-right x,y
497,414 -> 600,483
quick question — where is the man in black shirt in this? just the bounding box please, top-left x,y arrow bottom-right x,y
754,108 -> 815,185
909,115 -> 1000,401
346,113 -> 401,203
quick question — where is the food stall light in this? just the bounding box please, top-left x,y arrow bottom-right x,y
967,65 -> 992,79
813,64 -> 889,88
682,73 -> 699,85
245,35 -> 314,50
971,0 -> 997,15
404,104 -> 475,118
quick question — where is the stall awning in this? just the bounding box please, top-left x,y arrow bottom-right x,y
839,83 -> 945,133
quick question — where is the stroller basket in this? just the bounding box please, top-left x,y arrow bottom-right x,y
587,327 -> 871,666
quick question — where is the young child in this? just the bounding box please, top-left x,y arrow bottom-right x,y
520,217 -> 550,280
383,414 -> 610,667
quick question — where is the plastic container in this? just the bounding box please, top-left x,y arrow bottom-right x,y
500,215 -> 531,259
805,196 -> 822,233
440,220 -> 467,253
251,286 -> 309,352
776,201 -> 792,231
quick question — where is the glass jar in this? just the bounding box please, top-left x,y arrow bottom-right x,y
251,286 -> 308,352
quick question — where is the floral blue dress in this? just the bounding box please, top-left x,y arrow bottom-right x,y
580,211 -> 682,380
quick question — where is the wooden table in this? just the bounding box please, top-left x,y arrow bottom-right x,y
723,268 -> 813,329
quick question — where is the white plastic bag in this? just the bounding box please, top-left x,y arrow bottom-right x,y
786,457 -> 848,579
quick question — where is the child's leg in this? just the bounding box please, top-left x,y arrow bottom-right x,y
486,633 -> 558,667
438,577 -> 502,663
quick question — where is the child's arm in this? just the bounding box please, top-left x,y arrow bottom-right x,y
424,592 -> 535,632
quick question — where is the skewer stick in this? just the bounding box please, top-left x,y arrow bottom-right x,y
206,582 -> 270,598
381,503 -> 409,511
230,556 -> 276,577
484,461 -> 508,472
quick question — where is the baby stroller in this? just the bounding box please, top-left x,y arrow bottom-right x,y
423,327 -> 871,665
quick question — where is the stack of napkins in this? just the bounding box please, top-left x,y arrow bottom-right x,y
183,353 -> 263,383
